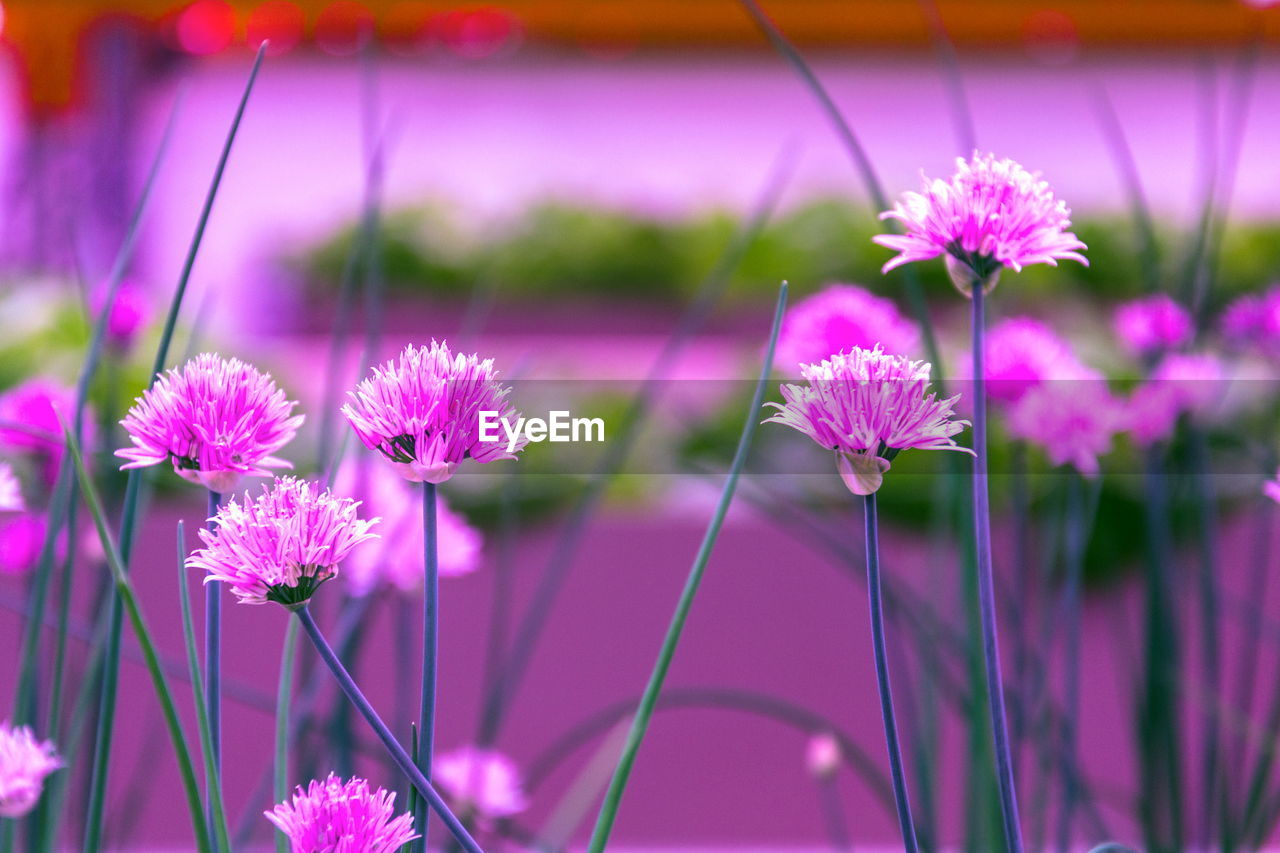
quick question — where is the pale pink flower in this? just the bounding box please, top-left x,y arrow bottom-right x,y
0,721 -> 61,818
434,746 -> 528,822
805,732 -> 842,780
774,284 -> 919,372
265,774 -> 417,853
1265,469 -> 1280,504
0,514 -> 47,576
336,461 -> 482,597
186,477 -> 379,607
1114,294 -> 1193,356
765,346 -> 972,495
874,152 -> 1087,292
0,463 -> 24,513
117,353 -> 304,494
343,341 -> 524,484
1006,380 -> 1124,476
961,316 -> 1095,403
1126,353 -> 1226,447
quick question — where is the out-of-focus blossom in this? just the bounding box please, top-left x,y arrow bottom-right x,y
0,380 -> 85,483
766,346 -> 972,495
805,732 -> 842,780
774,284 -> 919,372
1006,380 -> 1124,476
962,316 -> 1095,403
0,514 -> 47,576
265,773 -> 417,853
1265,469 -> 1280,504
117,353 -> 303,494
434,746 -> 529,822
1242,0 -> 1279,9
187,477 -> 379,607
343,341 -> 524,484
1126,353 -> 1226,447
874,152 -> 1087,294
93,278 -> 152,349
1221,286 -> 1280,355
337,461 -> 482,597
1113,294 -> 1193,356
0,463 -> 24,513
0,721 -> 61,818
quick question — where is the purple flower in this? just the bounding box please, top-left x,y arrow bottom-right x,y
336,461 -> 482,597
962,316 -> 1095,404
1005,380 -> 1124,476
265,774 -> 417,853
0,379 -> 85,484
0,514 -> 47,577
0,720 -> 61,818
774,283 -> 919,372
1113,294 -> 1193,356
186,477 -> 379,607
342,341 -> 524,484
117,353 -> 304,494
93,278 -> 152,350
874,152 -> 1087,293
0,463 -> 24,513
1126,353 -> 1226,447
765,346 -> 972,495
434,746 -> 529,822
1221,286 -> 1280,355
1265,469 -> 1280,504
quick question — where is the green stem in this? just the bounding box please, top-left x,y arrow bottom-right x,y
274,619 -> 299,853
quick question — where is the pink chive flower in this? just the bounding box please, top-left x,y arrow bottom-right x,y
342,341 -> 525,484
1265,469 -> 1280,504
0,514 -> 47,576
805,732 -> 842,780
0,379 -> 86,484
765,346 -> 972,495
337,462 -> 482,597
774,284 -> 919,372
1113,294 -> 1193,356
265,774 -> 417,853
0,463 -> 24,513
0,721 -> 62,818
1126,353 -> 1226,447
117,353 -> 304,494
1221,286 -> 1280,355
1006,380 -> 1124,476
963,316 -> 1095,404
873,152 -> 1087,294
186,477 -> 379,607
93,278 -> 152,349
434,746 -> 529,822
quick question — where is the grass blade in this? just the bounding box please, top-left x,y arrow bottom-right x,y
585,281 -> 788,851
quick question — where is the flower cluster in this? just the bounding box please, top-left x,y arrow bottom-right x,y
265,774 -> 417,853
765,346 -> 971,495
1006,380 -> 1125,476
970,316 -> 1096,403
186,477 -> 379,607
0,721 -> 61,818
1113,294 -> 1193,356
874,152 -> 1087,292
342,341 -> 525,484
774,283 -> 919,372
117,353 -> 303,494
435,746 -> 529,822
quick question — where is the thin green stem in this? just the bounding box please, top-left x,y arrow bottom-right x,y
585,282 -> 787,852
414,482 -> 439,852
203,489 -> 223,847
274,619 -> 299,853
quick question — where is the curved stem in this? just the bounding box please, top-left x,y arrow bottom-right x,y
294,606 -> 483,853
864,493 -> 920,853
205,489 -> 223,847
415,482 -> 439,852
971,285 -> 1025,853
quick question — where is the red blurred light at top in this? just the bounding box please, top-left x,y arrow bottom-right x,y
436,7 -> 521,59
315,0 -> 375,56
1023,9 -> 1079,66
247,1 -> 305,55
176,0 -> 236,56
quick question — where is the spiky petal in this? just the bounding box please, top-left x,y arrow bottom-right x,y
116,353 -> 303,494
774,283 -> 919,372
186,477 -> 379,607
873,152 -> 1087,290
265,774 -> 417,853
765,346 -> 972,495
342,341 -> 524,484
434,746 -> 529,822
0,721 -> 62,818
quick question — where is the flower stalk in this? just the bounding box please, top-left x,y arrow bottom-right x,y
415,481 -> 440,852
204,488 -> 223,846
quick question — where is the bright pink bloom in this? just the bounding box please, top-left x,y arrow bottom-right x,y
1006,380 -> 1124,476
0,514 -> 47,576
0,463 -> 24,513
0,721 -> 61,818
963,316 -> 1095,403
765,346 -> 972,495
434,746 -> 528,821
336,462 -> 481,597
1265,469 -> 1280,504
805,732 -> 842,779
1221,286 -> 1280,355
0,380 -> 87,484
343,341 -> 524,484
93,278 -> 152,349
1126,353 -> 1226,447
1113,294 -> 1193,356
117,353 -> 303,494
874,152 -> 1087,290
187,477 -> 379,607
774,284 -> 919,372
265,774 -> 417,853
